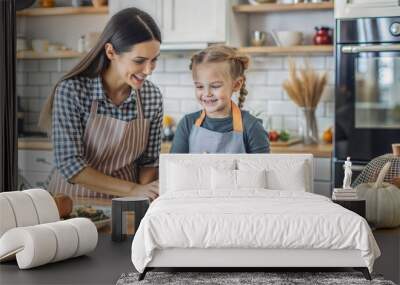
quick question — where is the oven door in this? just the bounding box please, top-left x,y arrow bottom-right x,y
335,43 -> 400,162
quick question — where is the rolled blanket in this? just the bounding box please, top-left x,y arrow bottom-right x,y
0,218 -> 98,269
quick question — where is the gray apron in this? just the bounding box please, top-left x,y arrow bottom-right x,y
188,101 -> 246,153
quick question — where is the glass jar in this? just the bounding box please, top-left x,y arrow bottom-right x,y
299,107 -> 319,144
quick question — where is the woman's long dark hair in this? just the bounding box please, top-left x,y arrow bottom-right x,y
39,7 -> 162,131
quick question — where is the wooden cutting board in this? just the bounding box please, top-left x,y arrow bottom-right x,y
270,137 -> 301,147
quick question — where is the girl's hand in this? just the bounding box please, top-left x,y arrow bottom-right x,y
132,180 -> 159,201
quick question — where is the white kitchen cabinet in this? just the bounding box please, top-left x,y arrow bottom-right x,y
313,157 -> 332,197
18,150 -> 54,189
109,0 -> 162,28
161,0 -> 226,43
109,0 -> 246,47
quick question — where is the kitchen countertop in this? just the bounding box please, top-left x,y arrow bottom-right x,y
18,138 -> 332,158
160,142 -> 332,158
270,143 -> 332,158
18,137 -> 52,150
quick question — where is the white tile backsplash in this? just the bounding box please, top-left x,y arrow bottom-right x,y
16,72 -> 28,86
179,73 -> 193,86
18,54 -> 334,135
267,100 -> 298,116
250,57 -> 283,70
164,86 -> 195,99
165,58 -> 190,72
283,56 -> 326,69
246,71 -> 268,85
149,73 -> 181,85
39,86 -> 53,99
326,57 -> 335,70
61,58 -> 80,72
283,116 -> 300,131
180,100 -> 201,114
22,60 -> 39,72
266,70 -> 289,86
326,102 -> 334,117
247,86 -> 283,100
245,100 -> 269,114
270,116 -> 284,130
50,72 -> 66,85
39,60 -> 59,72
19,86 -> 40,98
163,99 -> 181,113
28,72 -> 50,86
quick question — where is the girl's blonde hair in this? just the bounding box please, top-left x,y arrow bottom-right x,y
189,45 -> 250,109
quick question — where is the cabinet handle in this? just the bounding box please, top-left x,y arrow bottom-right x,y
36,158 -> 52,165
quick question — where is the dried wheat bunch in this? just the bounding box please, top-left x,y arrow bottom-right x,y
282,58 -> 327,109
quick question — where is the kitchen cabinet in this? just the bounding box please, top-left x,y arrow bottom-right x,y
313,157 -> 332,197
109,0 -> 161,26
109,0 -> 246,47
161,0 -> 226,43
18,150 -> 53,189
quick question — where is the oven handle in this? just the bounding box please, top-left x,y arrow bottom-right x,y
342,44 -> 400,53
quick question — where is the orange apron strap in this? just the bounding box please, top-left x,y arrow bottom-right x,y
231,101 -> 243,132
194,110 -> 206,127
194,101 -> 243,132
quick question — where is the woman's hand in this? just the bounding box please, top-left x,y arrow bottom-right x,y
132,180 -> 159,201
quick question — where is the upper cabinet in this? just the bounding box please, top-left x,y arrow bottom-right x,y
109,0 -> 246,48
109,0 -> 161,24
161,0 -> 226,43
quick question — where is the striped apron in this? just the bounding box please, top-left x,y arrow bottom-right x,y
47,90 -> 150,199
188,101 -> 246,154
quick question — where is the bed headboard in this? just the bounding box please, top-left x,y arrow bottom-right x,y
159,154 -> 314,195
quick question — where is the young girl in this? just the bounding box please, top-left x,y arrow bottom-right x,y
170,45 -> 269,154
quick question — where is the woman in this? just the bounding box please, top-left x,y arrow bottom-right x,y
39,8 -> 162,201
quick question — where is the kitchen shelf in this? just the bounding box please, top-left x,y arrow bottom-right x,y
17,50 -> 84,59
238,45 -> 333,55
16,6 -> 108,17
233,2 -> 334,13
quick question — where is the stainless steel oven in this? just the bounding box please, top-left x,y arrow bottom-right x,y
334,16 -> 400,187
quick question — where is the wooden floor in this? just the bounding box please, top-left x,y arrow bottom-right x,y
1,229 -> 399,285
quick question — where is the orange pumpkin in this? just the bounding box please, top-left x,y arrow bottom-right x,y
322,127 -> 333,143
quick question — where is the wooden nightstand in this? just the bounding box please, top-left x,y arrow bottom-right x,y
332,199 -> 366,218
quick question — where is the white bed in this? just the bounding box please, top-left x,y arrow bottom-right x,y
131,154 -> 380,280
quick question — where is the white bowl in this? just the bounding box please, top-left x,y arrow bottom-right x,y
273,31 -> 303,47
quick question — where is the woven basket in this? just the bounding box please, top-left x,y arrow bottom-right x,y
352,154 -> 400,188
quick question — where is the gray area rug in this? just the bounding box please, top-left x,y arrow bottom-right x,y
116,271 -> 396,285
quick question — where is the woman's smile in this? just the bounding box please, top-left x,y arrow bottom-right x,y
131,74 -> 146,86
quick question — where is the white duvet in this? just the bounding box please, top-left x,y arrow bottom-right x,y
131,190 -> 380,273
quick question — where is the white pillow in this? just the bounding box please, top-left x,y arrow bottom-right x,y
237,159 -> 309,192
237,169 -> 267,189
167,160 -> 235,192
211,168 -> 236,190
211,168 -> 267,190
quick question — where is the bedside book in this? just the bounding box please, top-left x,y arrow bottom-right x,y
332,188 -> 358,200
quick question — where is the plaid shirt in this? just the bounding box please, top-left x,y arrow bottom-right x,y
52,76 -> 163,181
